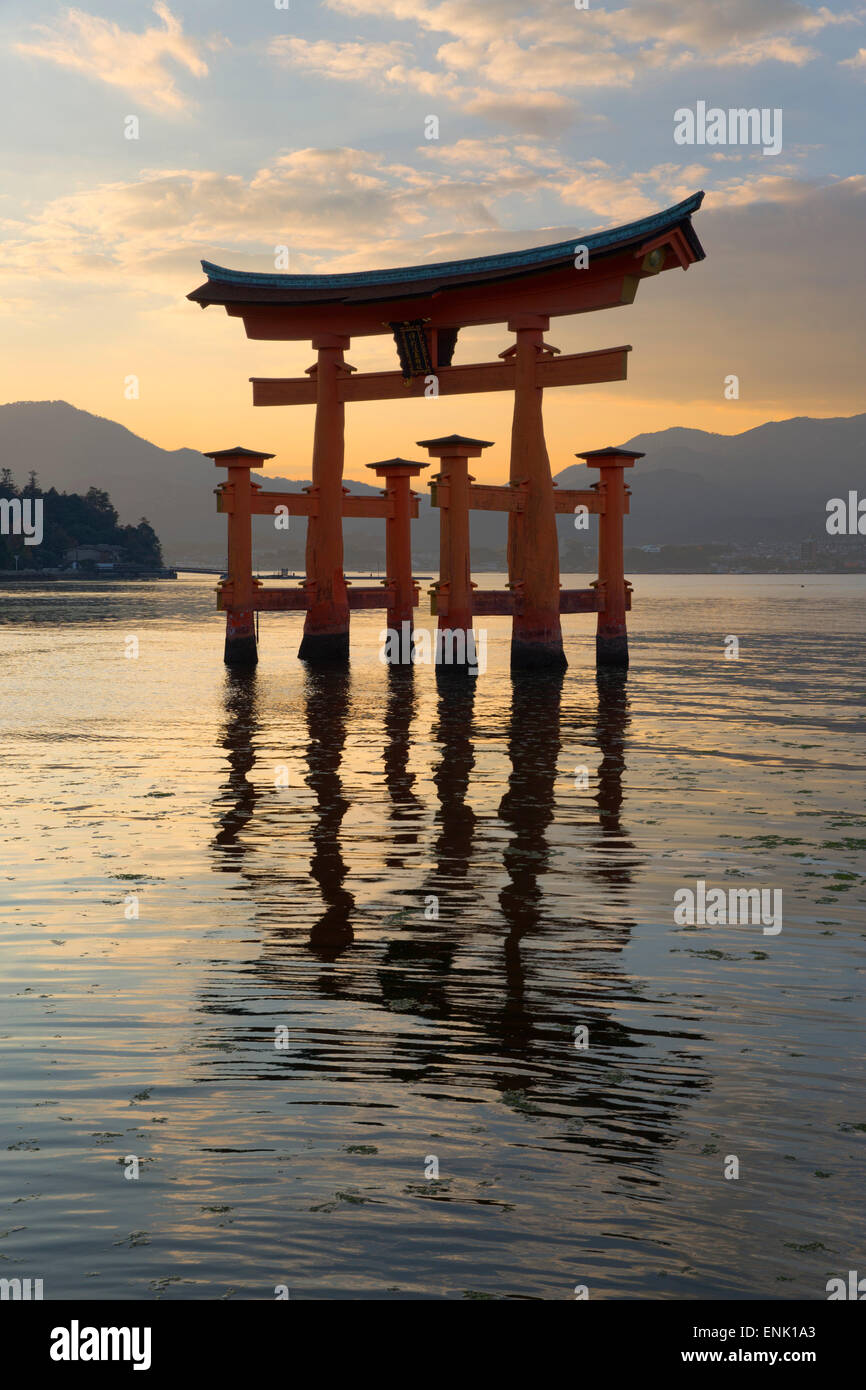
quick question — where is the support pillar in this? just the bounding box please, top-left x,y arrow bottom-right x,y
366,457 -> 429,633
299,334 -> 352,662
577,446 -> 644,668
207,446 -> 274,666
505,314 -> 566,671
418,434 -> 492,671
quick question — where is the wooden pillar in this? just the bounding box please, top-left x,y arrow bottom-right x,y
505,314 -> 566,671
299,334 -> 352,662
577,446 -> 644,667
418,434 -> 492,670
366,458 -> 429,631
207,446 -> 273,666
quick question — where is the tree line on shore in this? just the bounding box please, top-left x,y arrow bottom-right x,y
0,469 -> 163,571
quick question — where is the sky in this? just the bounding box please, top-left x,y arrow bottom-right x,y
0,0 -> 864,485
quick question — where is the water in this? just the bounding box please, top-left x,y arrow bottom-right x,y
1,574 -> 864,1300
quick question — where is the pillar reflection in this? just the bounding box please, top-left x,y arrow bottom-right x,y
212,669 -> 260,860
303,665 -> 354,959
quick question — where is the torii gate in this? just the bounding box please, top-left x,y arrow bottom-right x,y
189,191 -> 705,669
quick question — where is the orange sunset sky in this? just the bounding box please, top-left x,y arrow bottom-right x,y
1,0 -> 863,484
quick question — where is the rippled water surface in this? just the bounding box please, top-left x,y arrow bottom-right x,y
1,574 -> 864,1300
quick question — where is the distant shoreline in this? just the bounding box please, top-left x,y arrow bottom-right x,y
0,568 -> 861,586
0,569 -> 177,583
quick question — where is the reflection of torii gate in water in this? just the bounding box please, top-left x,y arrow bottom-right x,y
206,667 -> 709,1163
188,192 -> 705,670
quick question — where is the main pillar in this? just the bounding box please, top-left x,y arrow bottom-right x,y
418,434 -> 492,671
299,334 -> 352,662
366,457 -> 429,632
208,446 -> 273,666
505,314 -> 566,671
578,446 -> 644,667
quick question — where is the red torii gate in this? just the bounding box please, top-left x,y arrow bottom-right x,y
189,191 -> 705,670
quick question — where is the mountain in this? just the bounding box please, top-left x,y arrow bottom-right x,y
0,400 -> 387,567
555,415 -> 866,545
1,400 -> 862,565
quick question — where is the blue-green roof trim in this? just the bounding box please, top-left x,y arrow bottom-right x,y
197,192 -> 704,292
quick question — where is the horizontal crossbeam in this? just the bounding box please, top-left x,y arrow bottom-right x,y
249,492 -> 318,517
468,484 -> 523,514
430,587 -> 611,617
217,485 -> 319,517
430,483 -> 608,516
219,490 -> 418,520
218,584 -> 627,616
348,584 -> 395,610
558,588 -> 603,613
251,586 -> 308,611
219,575 -> 629,616
471,590 -> 517,615
218,582 -> 421,612
251,345 -> 630,407
217,583 -> 306,612
341,496 -> 391,520
552,488 -> 603,515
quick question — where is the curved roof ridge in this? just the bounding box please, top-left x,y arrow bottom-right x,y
198,192 -> 705,292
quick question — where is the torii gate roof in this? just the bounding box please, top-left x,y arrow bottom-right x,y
188,191 -> 705,340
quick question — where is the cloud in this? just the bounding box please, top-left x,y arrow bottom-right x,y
269,36 -> 455,97
327,0 -> 536,40
463,92 -> 579,135
840,46 -> 866,70
327,0 -> 859,84
644,174 -> 866,367
273,0 -> 859,145
705,36 -> 819,67
0,146 -> 515,291
271,37 -> 579,131
0,140 -> 708,296
557,165 -> 662,222
2,127 -> 856,316
434,33 -> 634,90
15,2 -> 208,113
601,0 -> 855,51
